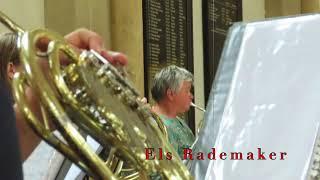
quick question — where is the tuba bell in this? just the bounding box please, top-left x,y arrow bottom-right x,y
0,11 -> 192,179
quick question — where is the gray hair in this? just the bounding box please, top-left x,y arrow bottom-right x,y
151,65 -> 193,102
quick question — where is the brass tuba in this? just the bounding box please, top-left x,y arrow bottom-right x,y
0,11 -> 192,179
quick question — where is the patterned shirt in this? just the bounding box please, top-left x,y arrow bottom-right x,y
159,115 -> 195,159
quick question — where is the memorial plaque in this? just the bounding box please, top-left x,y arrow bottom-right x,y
143,0 -> 194,132
203,0 -> 242,103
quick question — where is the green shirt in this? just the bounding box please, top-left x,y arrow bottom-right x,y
159,115 -> 195,159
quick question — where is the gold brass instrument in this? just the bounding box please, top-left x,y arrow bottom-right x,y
0,11 -> 192,179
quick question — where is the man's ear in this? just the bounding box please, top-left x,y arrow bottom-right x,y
7,62 -> 16,80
